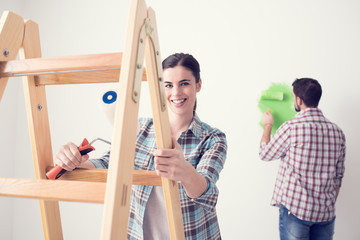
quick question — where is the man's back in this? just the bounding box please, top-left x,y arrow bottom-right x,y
259,78 -> 345,239
260,108 -> 346,222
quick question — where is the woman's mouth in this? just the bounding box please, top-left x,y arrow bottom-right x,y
171,98 -> 187,106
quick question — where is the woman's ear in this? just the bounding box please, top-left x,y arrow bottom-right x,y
196,78 -> 202,92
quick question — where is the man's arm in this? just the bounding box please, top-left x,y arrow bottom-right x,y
261,110 -> 274,143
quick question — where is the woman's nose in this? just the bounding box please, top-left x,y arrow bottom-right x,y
171,85 -> 181,95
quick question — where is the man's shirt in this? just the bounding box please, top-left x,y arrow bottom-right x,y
259,108 -> 346,222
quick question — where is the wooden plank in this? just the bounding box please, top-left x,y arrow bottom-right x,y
36,70 -> 121,85
20,19 -> 63,240
144,7 -> 185,240
0,11 -> 24,101
0,52 -> 121,77
35,68 -> 147,85
100,0 -> 148,239
0,177 -> 106,203
0,52 -> 147,85
46,168 -> 162,186
132,170 -> 162,186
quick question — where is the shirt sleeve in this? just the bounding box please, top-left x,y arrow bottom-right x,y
186,131 -> 227,212
88,150 -> 110,169
88,119 -> 145,169
259,122 -> 290,161
334,133 -> 346,188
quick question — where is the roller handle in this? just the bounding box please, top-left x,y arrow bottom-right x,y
46,138 -> 95,180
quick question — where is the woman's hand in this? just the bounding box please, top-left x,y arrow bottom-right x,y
153,139 -> 207,198
153,139 -> 191,182
54,142 -> 89,171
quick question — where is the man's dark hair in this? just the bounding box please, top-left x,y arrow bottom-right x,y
292,78 -> 322,107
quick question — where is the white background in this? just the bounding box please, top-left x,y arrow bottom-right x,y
1,0 -> 359,239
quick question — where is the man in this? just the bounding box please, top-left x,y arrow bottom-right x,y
259,78 -> 346,240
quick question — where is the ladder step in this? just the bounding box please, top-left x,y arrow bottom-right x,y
0,177 -> 106,203
0,170 -> 161,203
46,167 -> 162,186
0,52 -> 147,85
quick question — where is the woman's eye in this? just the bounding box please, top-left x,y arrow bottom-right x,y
165,84 -> 172,88
181,82 -> 189,86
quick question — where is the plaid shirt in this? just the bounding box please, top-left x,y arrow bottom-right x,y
90,114 -> 227,239
259,108 -> 346,222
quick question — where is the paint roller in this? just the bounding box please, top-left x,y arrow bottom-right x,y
259,90 -> 284,112
259,102 -> 271,113
260,91 -> 284,101
98,89 -> 117,127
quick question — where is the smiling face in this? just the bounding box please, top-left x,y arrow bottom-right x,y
163,65 -> 202,120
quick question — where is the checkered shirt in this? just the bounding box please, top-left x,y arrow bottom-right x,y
259,108 -> 346,222
90,114 -> 227,239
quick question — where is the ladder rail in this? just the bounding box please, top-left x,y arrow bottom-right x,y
20,19 -> 63,239
0,1 -> 186,239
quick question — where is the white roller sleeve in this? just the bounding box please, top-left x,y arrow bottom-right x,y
97,89 -> 117,127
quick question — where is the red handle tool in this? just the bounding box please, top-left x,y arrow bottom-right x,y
46,138 -> 95,180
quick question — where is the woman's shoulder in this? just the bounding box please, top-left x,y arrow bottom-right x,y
195,116 -> 226,143
202,122 -> 225,136
194,119 -> 227,154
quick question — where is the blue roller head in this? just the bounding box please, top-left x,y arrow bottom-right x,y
102,90 -> 117,104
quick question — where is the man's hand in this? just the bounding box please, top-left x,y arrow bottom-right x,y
261,110 -> 274,143
262,109 -> 274,127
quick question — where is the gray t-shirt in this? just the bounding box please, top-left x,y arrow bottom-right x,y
143,186 -> 170,239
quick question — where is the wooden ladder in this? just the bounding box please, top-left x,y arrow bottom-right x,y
0,0 -> 185,239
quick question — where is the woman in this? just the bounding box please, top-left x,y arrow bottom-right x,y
55,53 -> 227,239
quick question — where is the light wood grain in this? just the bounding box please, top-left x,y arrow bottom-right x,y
1,5 -> 186,239
0,11 -> 24,101
100,0 -> 148,239
1,52 -> 121,76
144,7 -> 185,240
0,52 -> 148,84
0,177 -> 106,203
35,68 -> 147,85
46,167 -> 162,186
20,19 -> 63,240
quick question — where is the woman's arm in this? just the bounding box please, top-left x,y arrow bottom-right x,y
153,139 -> 207,198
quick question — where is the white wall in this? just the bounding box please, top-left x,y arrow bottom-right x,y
1,0 -> 359,239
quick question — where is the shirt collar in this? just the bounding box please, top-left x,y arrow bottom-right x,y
294,107 -> 323,119
186,112 -> 202,138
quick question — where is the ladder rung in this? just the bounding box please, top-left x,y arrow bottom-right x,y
0,177 -> 106,203
35,70 -> 119,85
0,52 -> 147,85
0,170 -> 161,203
45,167 -> 162,186
35,68 -> 147,86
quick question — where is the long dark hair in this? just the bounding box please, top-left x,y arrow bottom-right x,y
162,53 -> 200,83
